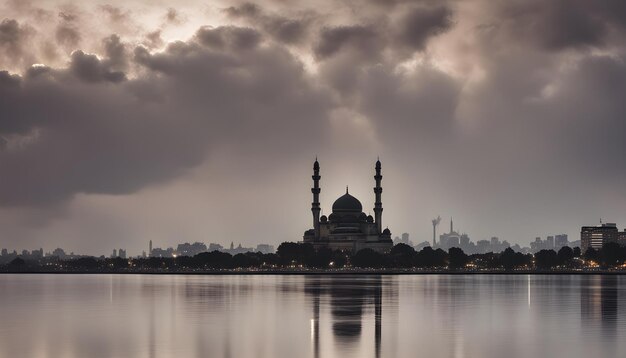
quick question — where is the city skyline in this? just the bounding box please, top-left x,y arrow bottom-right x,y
1,0 -> 626,254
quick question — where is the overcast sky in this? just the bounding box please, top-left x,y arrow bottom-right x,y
1,0 -> 626,255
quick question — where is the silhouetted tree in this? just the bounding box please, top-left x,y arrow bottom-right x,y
600,242 -> 623,268
307,247 -> 333,268
260,253 -> 280,267
175,255 -> 194,269
351,248 -> 386,268
67,257 -> 99,270
7,257 -> 26,271
109,257 -> 129,270
390,243 -> 416,268
277,242 -> 315,266
330,250 -> 348,268
535,250 -> 558,269
448,247 -> 468,269
573,247 -> 581,257
557,246 -> 574,267
232,253 -> 257,268
584,247 -> 599,263
415,247 -> 447,268
500,248 -> 519,270
194,251 -> 233,269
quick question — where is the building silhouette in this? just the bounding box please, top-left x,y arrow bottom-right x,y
581,223 -> 618,252
303,159 -> 392,252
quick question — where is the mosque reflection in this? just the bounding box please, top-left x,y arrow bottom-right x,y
305,276 -> 385,358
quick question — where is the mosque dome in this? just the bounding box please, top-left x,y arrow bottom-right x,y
332,188 -> 363,213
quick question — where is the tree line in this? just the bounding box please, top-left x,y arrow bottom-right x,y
3,242 -> 626,272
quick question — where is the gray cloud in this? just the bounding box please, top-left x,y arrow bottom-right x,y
69,50 -> 126,82
102,34 -> 127,70
314,25 -> 379,59
195,26 -> 262,50
224,3 -> 312,45
0,18 -> 33,68
0,25 -> 330,208
55,13 -> 81,49
1,0 -> 626,252
395,5 -> 453,51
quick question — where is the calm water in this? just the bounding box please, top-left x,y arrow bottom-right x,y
1,274 -> 625,358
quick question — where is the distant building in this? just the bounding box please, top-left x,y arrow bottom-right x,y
255,244 -> 275,254
52,248 -> 67,259
111,249 -> 117,258
460,234 -> 470,247
439,218 -> 461,250
581,223 -> 618,253
393,233 -> 412,246
151,247 -> 174,257
555,234 -> 568,250
546,236 -> 554,250
176,242 -> 207,257
208,243 -> 223,251
118,249 -> 126,259
223,243 -> 254,255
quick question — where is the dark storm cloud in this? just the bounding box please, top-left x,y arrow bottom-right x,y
195,26 -> 262,50
69,50 -> 126,82
2,0 -> 626,252
224,3 -> 261,18
396,5 -> 453,51
224,2 -> 311,45
497,0 -> 606,50
0,19 -> 32,66
55,12 -> 81,49
102,34 -> 127,70
314,25 -> 379,59
0,25 -> 330,206
143,30 -> 164,49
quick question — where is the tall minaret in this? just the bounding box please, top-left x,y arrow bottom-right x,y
374,158 -> 383,233
312,158 -> 321,238
450,217 -> 453,233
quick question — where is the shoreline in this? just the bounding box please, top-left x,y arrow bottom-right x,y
1,270 -> 626,275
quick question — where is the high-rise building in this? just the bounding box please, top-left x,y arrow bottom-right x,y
439,218 -> 462,250
546,236 -> 554,250
618,230 -> 626,246
581,223 -> 618,253
555,234 -> 568,249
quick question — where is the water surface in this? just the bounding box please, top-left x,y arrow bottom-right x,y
0,274 -> 624,358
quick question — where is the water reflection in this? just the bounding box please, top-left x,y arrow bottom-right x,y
581,275 -> 619,336
1,275 -> 626,358
305,276 -> 384,358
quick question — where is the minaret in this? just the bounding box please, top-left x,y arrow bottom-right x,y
373,158 -> 383,233
149,240 -> 152,257
450,217 -> 453,233
311,158 -> 321,239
